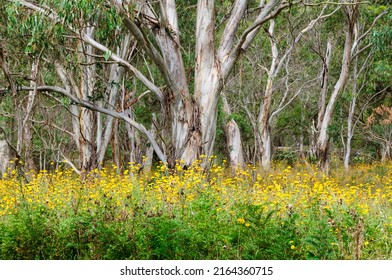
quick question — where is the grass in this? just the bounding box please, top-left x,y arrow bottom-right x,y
0,160 -> 391,260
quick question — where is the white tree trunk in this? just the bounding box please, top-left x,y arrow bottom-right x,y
342,12 -> 383,169
257,20 -> 277,169
0,131 -> 11,175
78,26 -> 97,173
317,40 -> 333,132
124,103 -> 137,164
56,27 -> 98,173
193,0 -> 220,166
344,58 -> 358,170
260,125 -> 272,170
112,118 -> 121,169
222,93 -> 244,168
87,0 -> 283,169
255,9 -> 328,169
21,61 -> 39,172
344,128 -> 353,169
144,0 -> 198,167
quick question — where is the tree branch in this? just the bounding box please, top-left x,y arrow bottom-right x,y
1,85 -> 168,165
304,1 -> 370,6
222,0 -> 290,78
8,0 -> 164,103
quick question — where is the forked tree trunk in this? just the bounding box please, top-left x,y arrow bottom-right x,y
257,20 -> 277,170
316,5 -> 358,172
255,8 -> 328,169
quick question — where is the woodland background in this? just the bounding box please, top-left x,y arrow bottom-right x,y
0,0 -> 391,175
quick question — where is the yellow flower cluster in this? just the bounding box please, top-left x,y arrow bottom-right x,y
0,162 -> 391,227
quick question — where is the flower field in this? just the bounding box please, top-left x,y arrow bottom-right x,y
0,161 -> 391,260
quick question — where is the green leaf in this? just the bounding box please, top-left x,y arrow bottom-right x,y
103,50 -> 112,61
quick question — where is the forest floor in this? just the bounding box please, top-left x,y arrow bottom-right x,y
0,160 -> 391,260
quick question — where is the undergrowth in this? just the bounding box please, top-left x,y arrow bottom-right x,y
0,161 -> 391,259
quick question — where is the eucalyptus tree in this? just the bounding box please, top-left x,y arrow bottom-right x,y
108,0 -> 296,168
0,2 -> 14,173
0,34 -> 38,172
343,53 -> 388,170
52,32 -> 135,173
243,5 -> 336,169
0,4 -> 121,174
315,1 -> 388,171
0,42 -> 14,173
5,0 -> 295,169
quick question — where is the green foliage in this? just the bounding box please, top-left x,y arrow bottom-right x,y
1,185 -> 390,260
273,149 -> 298,165
0,203 -> 57,259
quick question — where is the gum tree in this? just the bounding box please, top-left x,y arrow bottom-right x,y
5,0 -> 290,169
315,1 -> 388,171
